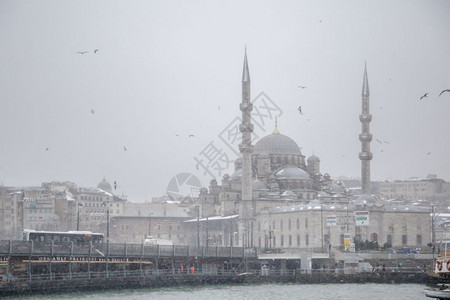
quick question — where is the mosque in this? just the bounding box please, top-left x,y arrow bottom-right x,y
193,50 -> 431,251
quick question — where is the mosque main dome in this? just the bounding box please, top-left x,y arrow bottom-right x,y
254,132 -> 302,156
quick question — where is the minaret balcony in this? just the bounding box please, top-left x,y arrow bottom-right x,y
239,144 -> 254,153
359,133 -> 373,142
240,102 -> 253,112
359,152 -> 373,160
359,114 -> 372,122
239,123 -> 254,133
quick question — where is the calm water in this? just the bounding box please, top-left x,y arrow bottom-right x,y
4,283 -> 429,300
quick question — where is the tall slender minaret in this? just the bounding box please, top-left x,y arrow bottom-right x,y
238,48 -> 254,247
359,62 -> 373,195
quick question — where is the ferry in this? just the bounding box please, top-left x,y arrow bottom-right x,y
425,243 -> 450,299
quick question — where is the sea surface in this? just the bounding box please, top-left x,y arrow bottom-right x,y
3,283 -> 429,300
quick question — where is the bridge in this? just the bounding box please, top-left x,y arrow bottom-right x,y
0,240 -> 434,296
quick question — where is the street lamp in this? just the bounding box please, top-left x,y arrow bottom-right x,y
148,212 -> 153,239
76,203 -> 83,231
101,202 -> 110,242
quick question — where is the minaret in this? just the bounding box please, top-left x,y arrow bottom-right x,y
238,48 -> 254,247
359,62 -> 373,194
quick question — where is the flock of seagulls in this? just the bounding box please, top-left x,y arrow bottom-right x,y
420,89 -> 450,100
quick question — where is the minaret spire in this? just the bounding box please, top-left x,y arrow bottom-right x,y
362,61 -> 370,97
359,62 -> 373,195
238,47 -> 254,247
242,47 -> 250,82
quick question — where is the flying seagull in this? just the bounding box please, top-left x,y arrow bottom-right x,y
114,181 -> 118,190
376,139 -> 382,144
94,49 -> 99,54
298,106 -> 302,114
439,89 -> 450,97
91,109 -> 95,114
124,146 -> 127,151
77,51 -> 88,54
45,147 -> 49,151
189,134 -> 195,138
420,93 -> 429,100
427,152 -> 431,155
298,85 -> 307,89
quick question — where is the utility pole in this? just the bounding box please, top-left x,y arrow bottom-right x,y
197,206 -> 200,248
106,207 -> 110,242
321,203 -> 324,253
206,216 -> 209,248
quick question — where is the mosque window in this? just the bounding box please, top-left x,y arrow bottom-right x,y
402,235 -> 407,245
387,235 -> 392,245
289,235 -> 292,246
417,235 -> 422,245
297,235 -> 300,246
281,235 -> 284,247
306,234 -> 309,245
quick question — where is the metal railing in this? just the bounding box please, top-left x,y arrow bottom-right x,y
0,240 -> 257,259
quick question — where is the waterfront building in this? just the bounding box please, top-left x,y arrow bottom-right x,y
111,202 -> 190,243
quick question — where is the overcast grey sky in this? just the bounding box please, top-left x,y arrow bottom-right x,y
1,0 -> 449,201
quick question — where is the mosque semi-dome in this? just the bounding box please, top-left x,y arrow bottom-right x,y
253,132 -> 302,156
275,167 -> 311,180
252,179 -> 269,191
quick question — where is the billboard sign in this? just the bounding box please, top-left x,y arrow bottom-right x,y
326,215 -> 337,226
354,211 -> 369,226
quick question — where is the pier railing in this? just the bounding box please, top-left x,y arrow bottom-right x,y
0,240 -> 256,259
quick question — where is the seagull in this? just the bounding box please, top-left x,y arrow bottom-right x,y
189,134 -> 195,137
114,181 -> 118,190
124,146 -> 127,151
77,51 -> 88,54
380,149 -> 384,152
427,152 -> 431,155
91,109 -> 95,114
297,106 -> 302,114
195,164 -> 199,170
439,89 -> 450,97
298,85 -> 307,89
420,93 -> 429,100
94,49 -> 99,54
45,147 -> 49,151
376,139 -> 382,144
384,141 -> 390,144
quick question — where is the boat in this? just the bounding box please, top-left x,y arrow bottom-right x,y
426,242 -> 450,299
425,285 -> 450,299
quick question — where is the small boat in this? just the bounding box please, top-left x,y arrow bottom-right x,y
425,285 -> 450,299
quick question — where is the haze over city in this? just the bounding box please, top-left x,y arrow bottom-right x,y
1,0 -> 450,201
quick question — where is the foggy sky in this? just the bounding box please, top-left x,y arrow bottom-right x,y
1,0 -> 450,201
